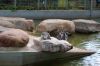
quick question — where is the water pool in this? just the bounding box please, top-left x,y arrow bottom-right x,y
31,19 -> 100,66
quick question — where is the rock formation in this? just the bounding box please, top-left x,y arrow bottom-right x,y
72,19 -> 100,33
0,17 -> 35,31
37,19 -> 75,37
0,29 -> 29,47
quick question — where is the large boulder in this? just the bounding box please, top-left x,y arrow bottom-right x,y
37,19 -> 75,36
0,20 -> 15,28
0,17 -> 26,21
0,17 -> 35,31
33,37 -> 73,52
72,19 -> 100,33
0,29 -> 29,47
0,26 -> 12,32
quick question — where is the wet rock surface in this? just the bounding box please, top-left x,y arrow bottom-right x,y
72,19 -> 100,33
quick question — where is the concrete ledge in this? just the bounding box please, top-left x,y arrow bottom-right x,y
0,52 -> 22,66
0,10 -> 99,19
0,47 -> 95,66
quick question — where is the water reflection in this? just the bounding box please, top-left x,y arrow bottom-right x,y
32,20 -> 100,66
80,33 -> 100,66
28,33 -> 100,66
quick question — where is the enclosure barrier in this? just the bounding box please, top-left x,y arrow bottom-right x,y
0,0 -> 99,19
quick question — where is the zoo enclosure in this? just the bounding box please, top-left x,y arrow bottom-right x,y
0,0 -> 99,10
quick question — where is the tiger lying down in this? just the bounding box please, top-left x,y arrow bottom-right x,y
0,29 -> 73,52
33,32 -> 73,52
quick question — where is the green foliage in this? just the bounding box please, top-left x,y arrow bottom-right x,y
0,0 -> 87,10
0,4 -> 15,10
16,6 -> 34,10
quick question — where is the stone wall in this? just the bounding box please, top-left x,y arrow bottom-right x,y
0,10 -> 99,19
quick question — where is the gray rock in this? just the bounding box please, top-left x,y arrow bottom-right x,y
72,19 -> 100,33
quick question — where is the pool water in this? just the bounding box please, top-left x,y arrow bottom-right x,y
32,19 -> 100,66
